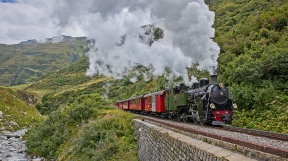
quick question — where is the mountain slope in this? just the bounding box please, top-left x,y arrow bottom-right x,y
0,36 -> 88,86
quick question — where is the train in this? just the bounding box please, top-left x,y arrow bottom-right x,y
116,74 -> 237,125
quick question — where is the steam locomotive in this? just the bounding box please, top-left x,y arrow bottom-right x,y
116,74 -> 237,125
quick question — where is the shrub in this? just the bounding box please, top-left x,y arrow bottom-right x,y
69,105 -> 93,122
25,111 -> 68,159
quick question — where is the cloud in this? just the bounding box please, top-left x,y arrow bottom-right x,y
0,0 -> 59,44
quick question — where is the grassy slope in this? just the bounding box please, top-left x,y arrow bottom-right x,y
56,109 -> 137,161
0,87 -> 43,131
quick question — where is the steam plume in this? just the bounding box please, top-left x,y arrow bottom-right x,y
84,0 -> 219,83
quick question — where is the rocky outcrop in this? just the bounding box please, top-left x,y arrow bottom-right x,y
0,129 -> 28,160
0,129 -> 45,161
6,121 -> 19,128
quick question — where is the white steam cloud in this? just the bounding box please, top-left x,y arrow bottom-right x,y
84,0 -> 220,83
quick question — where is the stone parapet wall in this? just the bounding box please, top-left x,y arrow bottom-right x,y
134,119 -> 256,161
143,118 -> 288,161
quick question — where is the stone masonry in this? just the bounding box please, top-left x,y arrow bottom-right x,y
134,119 -> 257,161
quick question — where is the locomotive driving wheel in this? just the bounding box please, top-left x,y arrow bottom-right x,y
176,112 -> 189,122
181,112 -> 188,122
193,111 -> 204,125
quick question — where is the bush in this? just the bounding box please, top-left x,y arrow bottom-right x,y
25,89 -> 137,160
67,110 -> 137,160
229,81 -> 277,110
25,111 -> 68,159
69,105 -> 93,122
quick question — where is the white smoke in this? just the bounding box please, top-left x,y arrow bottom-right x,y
84,0 -> 219,84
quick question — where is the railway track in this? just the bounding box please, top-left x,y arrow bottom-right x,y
219,125 -> 288,142
137,114 -> 288,142
136,114 -> 288,159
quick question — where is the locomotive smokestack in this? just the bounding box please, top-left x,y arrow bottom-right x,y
210,74 -> 218,85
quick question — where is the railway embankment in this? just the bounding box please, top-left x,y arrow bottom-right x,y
134,117 -> 288,161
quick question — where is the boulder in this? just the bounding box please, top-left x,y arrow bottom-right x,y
7,121 -> 19,127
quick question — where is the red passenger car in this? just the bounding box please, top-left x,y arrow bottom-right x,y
115,101 -> 121,109
129,96 -> 145,112
143,90 -> 166,114
122,99 -> 130,111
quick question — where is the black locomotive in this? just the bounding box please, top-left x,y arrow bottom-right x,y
181,74 -> 237,125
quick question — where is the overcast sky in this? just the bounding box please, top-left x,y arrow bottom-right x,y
1,0 -> 84,44
0,0 -> 220,83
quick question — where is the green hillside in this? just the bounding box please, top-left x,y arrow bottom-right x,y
0,87 -> 43,131
0,37 -> 88,86
208,0 -> 288,131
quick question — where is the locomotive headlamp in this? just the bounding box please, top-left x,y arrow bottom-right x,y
219,83 -> 224,88
233,103 -> 238,109
210,103 -> 216,109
